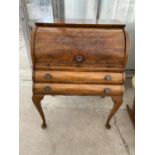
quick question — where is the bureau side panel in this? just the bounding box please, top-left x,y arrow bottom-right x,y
30,26 -> 37,65
123,28 -> 130,67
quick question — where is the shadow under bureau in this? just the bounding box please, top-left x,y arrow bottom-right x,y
31,19 -> 130,129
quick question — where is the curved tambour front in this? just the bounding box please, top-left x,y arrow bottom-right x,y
34,71 -> 125,84
33,83 -> 124,96
32,26 -> 127,68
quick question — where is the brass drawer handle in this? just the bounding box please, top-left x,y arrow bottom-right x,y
44,86 -> 52,93
75,55 -> 84,63
104,75 -> 112,81
44,73 -> 52,80
104,88 -> 112,94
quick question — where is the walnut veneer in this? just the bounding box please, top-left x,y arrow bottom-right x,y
31,19 -> 130,129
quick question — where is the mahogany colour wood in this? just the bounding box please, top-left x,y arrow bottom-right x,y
31,19 -> 130,129
34,71 -> 124,84
34,83 -> 124,96
32,95 -> 46,128
35,64 -> 124,71
106,96 -> 123,129
35,27 -> 125,67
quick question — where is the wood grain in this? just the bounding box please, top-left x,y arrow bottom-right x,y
105,96 -> 123,129
32,95 -> 47,128
30,19 -> 130,129
34,83 -> 124,96
34,27 -> 125,67
30,26 -> 37,65
35,71 -> 124,84
123,28 -> 130,66
34,65 -> 125,72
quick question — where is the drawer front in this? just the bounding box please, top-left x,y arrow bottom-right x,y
33,83 -> 124,96
34,71 -> 125,84
34,27 -> 125,67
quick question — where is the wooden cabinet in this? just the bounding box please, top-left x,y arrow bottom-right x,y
31,19 -> 130,129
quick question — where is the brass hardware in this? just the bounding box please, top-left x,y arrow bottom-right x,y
104,75 -> 112,81
44,73 -> 52,80
44,86 -> 52,93
104,88 -> 112,94
75,55 -> 84,63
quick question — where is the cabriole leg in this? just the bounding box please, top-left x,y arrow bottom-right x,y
32,95 -> 47,129
105,96 -> 123,129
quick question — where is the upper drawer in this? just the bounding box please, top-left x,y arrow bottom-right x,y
32,26 -> 128,68
34,71 -> 124,84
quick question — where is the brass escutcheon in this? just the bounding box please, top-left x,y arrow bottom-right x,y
44,73 -> 52,80
75,55 -> 84,63
104,88 -> 112,94
44,86 -> 52,93
104,75 -> 112,81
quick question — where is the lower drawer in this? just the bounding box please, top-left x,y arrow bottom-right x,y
33,83 -> 124,96
34,71 -> 124,84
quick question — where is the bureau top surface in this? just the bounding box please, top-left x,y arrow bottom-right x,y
35,19 -> 125,28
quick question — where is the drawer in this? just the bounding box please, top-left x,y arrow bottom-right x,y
33,83 -> 124,96
34,27 -> 126,68
34,71 -> 125,84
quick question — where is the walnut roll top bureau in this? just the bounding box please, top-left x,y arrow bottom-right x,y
31,20 -> 130,129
